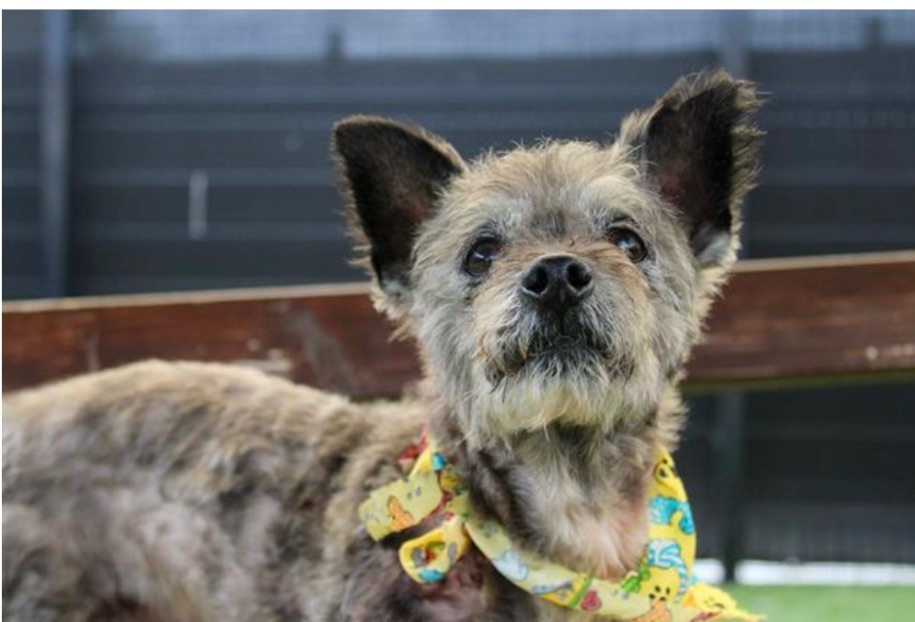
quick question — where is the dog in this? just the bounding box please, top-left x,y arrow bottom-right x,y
3,69 -> 762,622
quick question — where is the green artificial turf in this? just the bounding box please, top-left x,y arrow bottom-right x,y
726,585 -> 915,622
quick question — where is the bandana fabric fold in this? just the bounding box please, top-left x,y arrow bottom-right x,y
358,433 -> 761,622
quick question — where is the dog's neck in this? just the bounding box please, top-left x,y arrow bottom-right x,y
431,391 -> 683,581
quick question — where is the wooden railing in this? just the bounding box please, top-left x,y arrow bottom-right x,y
5,250 -> 915,395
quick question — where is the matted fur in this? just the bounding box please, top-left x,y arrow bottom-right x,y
3,70 -> 762,622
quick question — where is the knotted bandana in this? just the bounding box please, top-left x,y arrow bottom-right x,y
358,433 -> 761,621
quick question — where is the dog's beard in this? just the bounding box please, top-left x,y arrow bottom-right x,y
464,313 -> 663,445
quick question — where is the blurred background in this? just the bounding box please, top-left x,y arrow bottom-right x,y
3,8 -> 915,608
5,11 -> 915,299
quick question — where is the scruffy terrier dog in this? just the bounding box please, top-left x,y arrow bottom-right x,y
3,70 -> 761,622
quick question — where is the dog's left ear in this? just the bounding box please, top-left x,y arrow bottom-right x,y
332,116 -> 466,312
619,69 -> 763,269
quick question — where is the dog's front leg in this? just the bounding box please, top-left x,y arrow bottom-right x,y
340,539 -> 479,622
340,536 -> 535,622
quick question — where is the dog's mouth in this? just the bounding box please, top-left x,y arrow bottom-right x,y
528,335 -> 592,359
489,325 -> 620,383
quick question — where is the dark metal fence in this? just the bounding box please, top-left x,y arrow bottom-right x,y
4,10 -> 915,577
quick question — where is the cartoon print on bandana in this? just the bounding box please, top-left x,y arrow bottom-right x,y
621,564 -> 652,594
651,495 -> 695,535
632,599 -> 675,622
492,549 -> 530,582
387,496 -> 415,531
682,582 -> 745,616
643,540 -> 692,600
529,575 -> 588,607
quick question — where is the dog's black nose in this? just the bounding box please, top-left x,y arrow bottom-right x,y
521,255 -> 593,313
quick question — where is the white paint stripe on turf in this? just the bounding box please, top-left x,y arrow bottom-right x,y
693,559 -> 915,586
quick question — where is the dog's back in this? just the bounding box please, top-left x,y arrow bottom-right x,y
2,360 -> 424,622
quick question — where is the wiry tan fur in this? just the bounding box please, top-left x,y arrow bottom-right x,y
3,70 -> 762,622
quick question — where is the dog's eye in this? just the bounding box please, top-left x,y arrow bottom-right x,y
464,239 -> 502,277
607,228 -> 648,263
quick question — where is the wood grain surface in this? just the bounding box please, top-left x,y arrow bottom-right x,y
5,251 -> 915,396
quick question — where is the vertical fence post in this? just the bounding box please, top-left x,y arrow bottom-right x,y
714,392 -> 748,582
716,10 -> 751,583
39,10 -> 73,298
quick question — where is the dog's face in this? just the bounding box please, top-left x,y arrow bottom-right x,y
334,71 -> 761,445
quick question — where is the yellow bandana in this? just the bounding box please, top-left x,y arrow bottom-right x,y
358,433 -> 761,622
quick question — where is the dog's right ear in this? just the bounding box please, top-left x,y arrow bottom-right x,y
332,116 -> 466,311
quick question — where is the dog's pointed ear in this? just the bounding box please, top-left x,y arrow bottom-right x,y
332,116 -> 466,310
619,70 -> 763,269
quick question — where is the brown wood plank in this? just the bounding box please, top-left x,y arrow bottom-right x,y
4,251 -> 915,396
686,251 -> 915,391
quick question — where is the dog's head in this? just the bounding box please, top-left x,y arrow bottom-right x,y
333,70 -> 762,445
